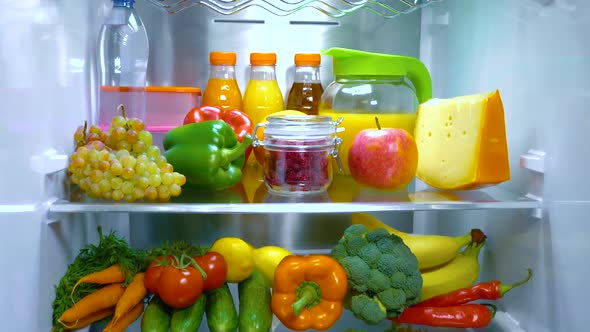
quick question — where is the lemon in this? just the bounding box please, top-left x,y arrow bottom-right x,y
253,245 -> 292,286
210,237 -> 255,283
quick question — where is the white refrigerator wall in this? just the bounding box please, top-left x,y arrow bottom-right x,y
418,0 -> 590,331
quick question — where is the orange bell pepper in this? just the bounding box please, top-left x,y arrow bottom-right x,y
271,254 -> 348,331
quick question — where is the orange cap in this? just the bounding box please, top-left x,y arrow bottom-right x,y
250,53 -> 277,65
294,53 -> 321,66
210,52 -> 237,65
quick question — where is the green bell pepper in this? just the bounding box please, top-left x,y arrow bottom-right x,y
163,120 -> 253,191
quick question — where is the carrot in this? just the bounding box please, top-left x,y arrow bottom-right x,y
113,273 -> 147,324
60,306 -> 114,330
72,264 -> 126,295
103,301 -> 144,332
59,283 -> 125,323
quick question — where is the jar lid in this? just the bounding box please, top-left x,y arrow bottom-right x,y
263,115 -> 338,136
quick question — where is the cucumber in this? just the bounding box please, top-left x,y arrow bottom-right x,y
238,270 -> 272,332
206,283 -> 239,332
170,294 -> 206,332
141,297 -> 171,332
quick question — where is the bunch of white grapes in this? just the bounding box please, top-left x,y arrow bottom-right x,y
67,107 -> 185,202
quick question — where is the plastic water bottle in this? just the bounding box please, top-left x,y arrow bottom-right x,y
97,0 -> 149,129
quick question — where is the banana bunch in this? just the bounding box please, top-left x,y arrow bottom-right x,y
351,212 -> 486,301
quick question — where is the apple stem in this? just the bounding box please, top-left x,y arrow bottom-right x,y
375,116 -> 382,130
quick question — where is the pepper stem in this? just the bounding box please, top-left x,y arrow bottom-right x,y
499,268 -> 532,296
221,134 -> 254,168
483,303 -> 498,318
293,281 -> 322,316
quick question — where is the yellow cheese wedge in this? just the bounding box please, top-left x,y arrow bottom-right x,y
414,90 -> 510,190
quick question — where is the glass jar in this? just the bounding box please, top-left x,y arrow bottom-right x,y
252,115 -> 343,195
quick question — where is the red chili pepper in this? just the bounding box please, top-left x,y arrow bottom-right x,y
390,303 -> 496,328
183,105 -> 253,161
416,269 -> 532,307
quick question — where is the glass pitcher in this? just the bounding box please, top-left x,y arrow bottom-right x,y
319,47 -> 432,175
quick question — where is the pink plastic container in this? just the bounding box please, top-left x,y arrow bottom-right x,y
99,86 -> 202,149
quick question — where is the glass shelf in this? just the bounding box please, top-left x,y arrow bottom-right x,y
144,0 -> 441,18
49,174 -> 541,215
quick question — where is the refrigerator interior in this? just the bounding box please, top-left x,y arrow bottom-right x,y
0,0 -> 589,331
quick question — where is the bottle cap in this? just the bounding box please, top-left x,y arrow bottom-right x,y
210,52 -> 237,65
294,53 -> 321,66
250,53 -> 277,66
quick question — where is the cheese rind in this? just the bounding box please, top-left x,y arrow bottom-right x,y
414,90 -> 510,190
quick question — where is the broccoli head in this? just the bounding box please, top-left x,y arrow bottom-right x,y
345,234 -> 369,256
332,223 -> 423,326
350,294 -> 387,325
331,242 -> 347,261
344,223 -> 369,238
402,270 -> 423,306
377,288 -> 406,316
367,269 -> 390,293
358,242 -> 381,268
339,256 -> 371,293
365,227 -> 390,243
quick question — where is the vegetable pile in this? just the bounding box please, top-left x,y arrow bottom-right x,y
51,224 -> 531,331
331,224 -> 423,325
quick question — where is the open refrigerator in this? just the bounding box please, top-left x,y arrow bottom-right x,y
1,0 -> 588,331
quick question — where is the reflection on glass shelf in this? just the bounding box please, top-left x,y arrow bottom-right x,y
49,173 -> 541,214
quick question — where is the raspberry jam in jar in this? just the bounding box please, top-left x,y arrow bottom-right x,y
252,115 -> 343,195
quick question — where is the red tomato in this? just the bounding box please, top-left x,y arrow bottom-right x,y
158,265 -> 204,309
194,252 -> 228,292
144,255 -> 175,295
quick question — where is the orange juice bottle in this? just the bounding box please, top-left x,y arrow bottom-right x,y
243,52 -> 284,128
202,51 -> 243,111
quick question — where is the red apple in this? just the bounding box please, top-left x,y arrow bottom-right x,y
348,118 -> 418,190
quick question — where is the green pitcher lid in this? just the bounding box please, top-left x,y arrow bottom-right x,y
322,47 -> 433,103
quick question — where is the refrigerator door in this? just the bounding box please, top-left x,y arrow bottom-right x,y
419,0 -> 590,331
